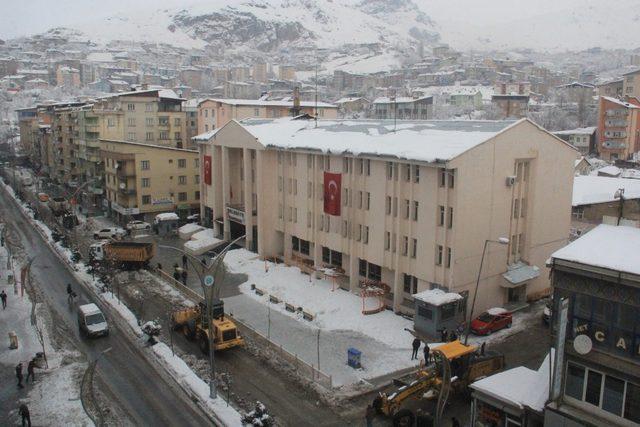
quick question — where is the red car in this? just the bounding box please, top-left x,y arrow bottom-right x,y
470,308 -> 513,335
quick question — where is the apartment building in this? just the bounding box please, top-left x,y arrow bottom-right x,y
92,89 -> 188,149
372,96 -> 433,120
196,117 -> 577,315
545,225 -> 640,426
623,68 -> 640,99
195,98 -> 338,134
553,126 -> 597,155
597,96 -> 640,161
101,139 -> 200,222
597,79 -> 624,99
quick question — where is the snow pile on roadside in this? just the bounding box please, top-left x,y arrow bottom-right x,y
25,362 -> 92,426
190,228 -> 215,241
224,248 -> 414,349
179,223 -> 205,240
152,343 -> 243,426
184,236 -> 224,256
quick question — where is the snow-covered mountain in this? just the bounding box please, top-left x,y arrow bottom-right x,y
50,0 -> 438,52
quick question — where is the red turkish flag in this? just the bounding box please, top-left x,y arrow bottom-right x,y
323,172 -> 341,216
204,155 -> 212,185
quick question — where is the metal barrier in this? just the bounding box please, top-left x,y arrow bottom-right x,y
153,268 -> 333,389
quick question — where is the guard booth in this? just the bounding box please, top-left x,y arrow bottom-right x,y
413,289 -> 466,340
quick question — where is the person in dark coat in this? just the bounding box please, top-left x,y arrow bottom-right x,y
181,269 -> 188,286
16,363 -> 24,388
365,404 -> 375,427
19,404 -> 31,427
26,360 -> 35,383
423,343 -> 431,364
182,254 -> 188,269
451,417 -> 461,427
411,338 -> 421,360
0,290 -> 7,309
440,328 -> 447,343
173,270 -> 180,281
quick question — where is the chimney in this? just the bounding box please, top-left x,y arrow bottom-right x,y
292,86 -> 301,116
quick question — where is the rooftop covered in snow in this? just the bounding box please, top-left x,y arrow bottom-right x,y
206,98 -> 337,108
553,126 -> 597,136
572,175 -> 640,206
550,224 -> 640,276
413,288 -> 463,306
232,117 -> 520,163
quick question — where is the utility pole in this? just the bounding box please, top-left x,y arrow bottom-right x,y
315,58 -> 318,128
160,234 -> 244,399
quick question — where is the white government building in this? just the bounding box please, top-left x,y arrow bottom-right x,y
195,117 -> 577,315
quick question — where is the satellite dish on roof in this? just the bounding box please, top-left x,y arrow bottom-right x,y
573,334 -> 592,355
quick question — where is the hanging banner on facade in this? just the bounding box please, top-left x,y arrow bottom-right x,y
323,172 -> 341,216
204,155 -> 212,185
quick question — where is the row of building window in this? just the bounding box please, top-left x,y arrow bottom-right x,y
383,232 -> 418,258
125,117 -> 182,127
386,162 -> 421,183
140,158 -> 197,170
565,362 -> 639,422
141,191 -> 199,204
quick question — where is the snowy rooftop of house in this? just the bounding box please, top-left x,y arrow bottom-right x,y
234,118 -> 519,163
551,225 -> 640,275
470,351 -> 552,412
413,289 -> 462,306
415,85 -> 494,100
572,176 -> 640,206
373,96 -> 432,104
334,97 -> 368,104
209,98 -> 336,108
596,165 -> 622,176
553,126 -> 597,136
602,96 -> 640,109
98,88 -> 183,101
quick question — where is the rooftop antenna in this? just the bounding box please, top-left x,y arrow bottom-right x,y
391,89 -> 397,133
315,55 -> 318,128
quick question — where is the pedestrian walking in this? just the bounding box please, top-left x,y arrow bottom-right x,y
451,417 -> 460,427
173,270 -> 180,281
19,404 -> 31,427
411,337 -> 421,360
15,362 -> 24,388
181,269 -> 188,286
201,257 -> 207,266
365,404 -> 375,427
1,290 -> 7,309
157,263 -> 162,271
423,343 -> 431,365
182,254 -> 188,269
26,360 -> 35,383
440,328 -> 447,343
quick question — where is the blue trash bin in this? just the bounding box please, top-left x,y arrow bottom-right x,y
347,347 -> 361,369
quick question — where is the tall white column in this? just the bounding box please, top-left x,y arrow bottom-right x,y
242,148 -> 253,251
221,146 -> 230,241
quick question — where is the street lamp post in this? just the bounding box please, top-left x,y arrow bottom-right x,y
159,234 -> 244,399
464,237 -> 509,345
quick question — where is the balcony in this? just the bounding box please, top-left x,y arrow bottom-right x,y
602,140 -> 627,150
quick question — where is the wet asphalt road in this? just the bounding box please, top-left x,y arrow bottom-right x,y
0,184 -> 213,426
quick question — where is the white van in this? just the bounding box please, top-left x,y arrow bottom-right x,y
77,303 -> 109,338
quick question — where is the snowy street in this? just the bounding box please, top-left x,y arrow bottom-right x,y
0,181 -> 212,426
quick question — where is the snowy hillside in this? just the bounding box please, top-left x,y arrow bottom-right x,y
44,0 -> 438,53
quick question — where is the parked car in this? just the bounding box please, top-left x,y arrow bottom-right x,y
77,303 -> 109,338
93,227 -> 127,240
470,308 -> 513,335
126,220 -> 151,231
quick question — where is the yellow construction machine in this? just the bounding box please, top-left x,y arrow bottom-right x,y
372,340 -> 504,425
172,299 -> 244,353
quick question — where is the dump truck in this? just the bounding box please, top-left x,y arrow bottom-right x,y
373,340 -> 504,425
171,299 -> 244,353
88,241 -> 155,268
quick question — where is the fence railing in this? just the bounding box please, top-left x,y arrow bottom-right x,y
152,268 -> 333,389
